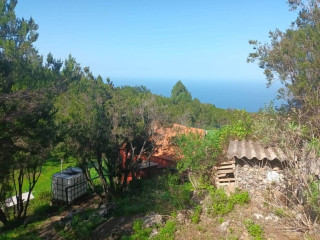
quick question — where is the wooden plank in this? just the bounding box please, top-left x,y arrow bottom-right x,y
216,169 -> 235,174
216,165 -> 235,170
220,161 -> 235,165
217,182 -> 234,186
217,173 -> 227,177
216,178 -> 235,182
216,177 -> 236,179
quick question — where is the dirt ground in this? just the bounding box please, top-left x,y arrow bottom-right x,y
175,199 -> 316,240
37,194 -> 100,240
30,193 -> 320,240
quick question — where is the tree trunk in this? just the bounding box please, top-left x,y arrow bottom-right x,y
0,208 -> 8,225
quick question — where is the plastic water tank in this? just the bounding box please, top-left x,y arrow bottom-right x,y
52,167 -> 87,203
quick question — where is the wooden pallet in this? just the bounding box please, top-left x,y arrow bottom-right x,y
215,161 -> 235,187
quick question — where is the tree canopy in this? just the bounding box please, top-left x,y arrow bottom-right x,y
171,80 -> 192,104
248,0 -> 320,135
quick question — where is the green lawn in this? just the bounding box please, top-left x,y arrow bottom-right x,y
23,157 -> 78,197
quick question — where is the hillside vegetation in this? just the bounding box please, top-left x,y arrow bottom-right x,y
1,0 -> 320,239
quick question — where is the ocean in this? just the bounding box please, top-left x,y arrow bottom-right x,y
112,78 -> 283,112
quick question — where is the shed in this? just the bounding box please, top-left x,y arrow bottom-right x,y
125,161 -> 160,182
215,140 -> 287,195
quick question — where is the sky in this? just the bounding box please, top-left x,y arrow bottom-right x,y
15,1 -> 297,111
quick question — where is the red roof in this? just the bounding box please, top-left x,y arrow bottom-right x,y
152,123 -> 205,162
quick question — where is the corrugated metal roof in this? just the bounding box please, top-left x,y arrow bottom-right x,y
227,140 -> 286,161
139,161 -> 158,169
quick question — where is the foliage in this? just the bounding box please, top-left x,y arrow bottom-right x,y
248,0 -> 320,136
273,208 -> 285,218
154,219 -> 176,240
123,220 -> 152,240
191,205 -> 202,224
114,173 -> 193,216
122,218 -> 176,240
56,209 -> 104,240
244,219 -> 265,240
171,80 -> 192,104
0,220 -> 43,240
309,181 -> 320,216
0,0 -> 61,224
175,131 -> 220,173
176,110 -> 252,177
207,188 -> 250,216
218,110 -> 252,142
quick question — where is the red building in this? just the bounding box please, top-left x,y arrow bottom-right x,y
123,123 -> 205,182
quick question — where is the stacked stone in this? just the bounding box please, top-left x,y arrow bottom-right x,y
235,164 -> 286,197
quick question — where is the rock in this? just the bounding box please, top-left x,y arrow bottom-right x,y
65,208 -> 80,220
150,228 -> 159,238
98,209 -> 109,218
64,221 -> 72,231
143,214 -> 164,228
100,203 -> 108,209
265,213 -> 279,222
218,220 -> 230,232
98,203 -> 116,218
253,213 -> 264,220
176,210 -> 191,224
296,213 -> 302,220
108,229 -> 125,240
274,190 -> 285,201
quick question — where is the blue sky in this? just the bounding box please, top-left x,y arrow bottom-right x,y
16,1 -> 297,82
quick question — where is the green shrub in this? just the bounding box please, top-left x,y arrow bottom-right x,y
154,220 -> 176,240
274,208 -> 285,218
115,197 -> 153,216
124,220 -> 152,240
191,205 -> 202,224
167,182 -> 193,210
207,188 -> 250,216
218,217 -> 224,224
244,220 -> 264,240
57,209 -> 104,240
230,189 -> 250,205
0,221 -> 43,240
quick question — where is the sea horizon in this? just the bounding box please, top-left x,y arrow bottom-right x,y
111,77 -> 283,113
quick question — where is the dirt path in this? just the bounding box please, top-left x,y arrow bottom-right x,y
37,194 -> 100,240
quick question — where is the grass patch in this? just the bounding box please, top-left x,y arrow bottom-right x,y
244,219 -> 264,240
22,157 -> 77,197
273,208 -> 285,218
0,220 -> 44,240
121,220 -> 152,240
114,173 -> 194,216
191,205 -> 202,224
207,188 -> 250,216
56,208 -> 104,240
154,219 -> 176,240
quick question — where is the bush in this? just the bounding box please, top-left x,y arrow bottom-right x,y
230,189 -> 250,205
191,205 -> 202,224
207,188 -> 250,216
57,209 -> 104,240
115,173 -> 194,216
274,208 -> 285,218
167,182 -> 193,210
114,197 -> 153,216
121,220 -> 152,240
244,220 -> 264,240
154,220 -> 176,240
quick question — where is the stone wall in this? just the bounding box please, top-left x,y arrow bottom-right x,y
235,157 -> 286,197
